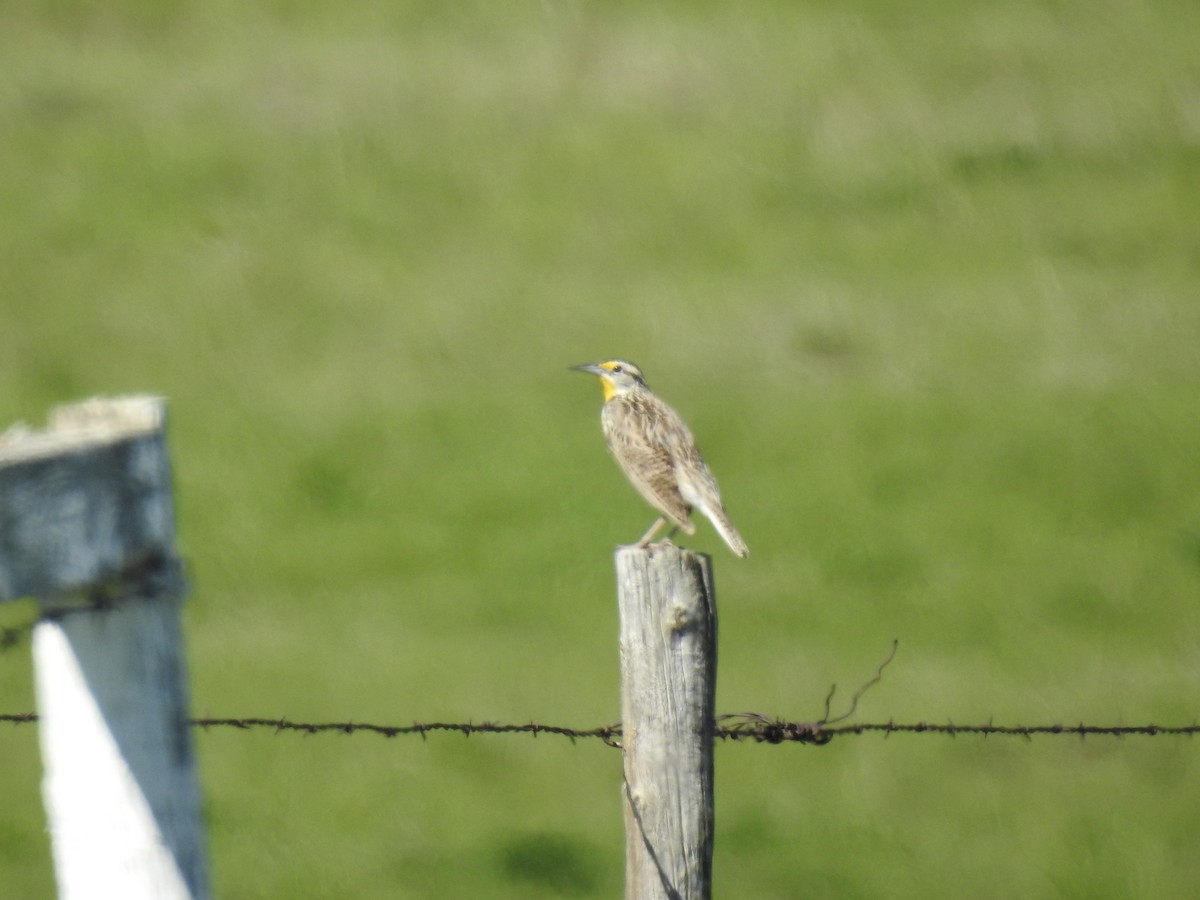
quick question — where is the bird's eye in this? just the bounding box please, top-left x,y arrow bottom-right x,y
612,364 -> 624,373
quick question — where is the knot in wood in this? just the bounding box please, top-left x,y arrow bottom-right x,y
669,601 -> 694,633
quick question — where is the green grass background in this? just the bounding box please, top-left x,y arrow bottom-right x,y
2,0 -> 1199,896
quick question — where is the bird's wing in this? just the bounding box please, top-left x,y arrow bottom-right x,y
604,401 -> 694,531
654,404 -> 748,556
658,408 -> 725,510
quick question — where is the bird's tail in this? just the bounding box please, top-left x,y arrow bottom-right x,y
701,503 -> 749,558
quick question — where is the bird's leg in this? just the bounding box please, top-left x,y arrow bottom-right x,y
636,517 -> 667,547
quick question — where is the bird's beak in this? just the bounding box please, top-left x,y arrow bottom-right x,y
570,363 -> 606,377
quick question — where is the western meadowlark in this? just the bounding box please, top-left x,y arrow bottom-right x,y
571,359 -> 749,558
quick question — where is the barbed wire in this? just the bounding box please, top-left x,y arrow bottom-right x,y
1,606 -> 71,651
2,712 -> 1196,745
5,630 -> 1198,744
0,602 -> 127,650
0,553 -> 185,651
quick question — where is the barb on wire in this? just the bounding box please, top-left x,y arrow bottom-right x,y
718,639 -> 899,745
0,621 -> 30,651
0,713 -> 39,726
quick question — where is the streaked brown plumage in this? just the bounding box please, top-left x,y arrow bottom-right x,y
571,359 -> 749,557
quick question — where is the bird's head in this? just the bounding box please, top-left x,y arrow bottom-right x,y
570,359 -> 648,401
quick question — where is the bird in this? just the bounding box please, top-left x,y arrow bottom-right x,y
571,359 -> 749,557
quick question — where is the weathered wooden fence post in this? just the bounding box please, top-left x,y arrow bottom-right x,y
616,544 -> 716,900
0,396 -> 209,900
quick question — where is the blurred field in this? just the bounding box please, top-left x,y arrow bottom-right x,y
2,0 -> 1199,896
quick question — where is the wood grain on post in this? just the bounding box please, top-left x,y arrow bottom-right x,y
0,397 -> 209,900
616,544 -> 716,900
